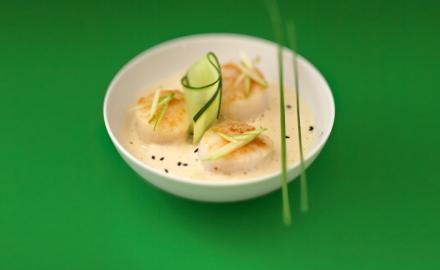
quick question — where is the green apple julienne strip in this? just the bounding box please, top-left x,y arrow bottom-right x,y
236,63 -> 268,88
216,132 -> 239,143
148,92 -> 175,130
148,89 -> 161,122
202,128 -> 267,161
216,127 -> 267,143
245,76 -> 251,97
201,140 -> 249,161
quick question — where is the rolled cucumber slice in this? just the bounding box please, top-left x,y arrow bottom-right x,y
181,52 -> 222,143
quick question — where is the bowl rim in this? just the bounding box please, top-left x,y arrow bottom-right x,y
103,32 -> 335,187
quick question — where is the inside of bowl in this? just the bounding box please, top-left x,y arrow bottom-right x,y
105,34 -> 334,162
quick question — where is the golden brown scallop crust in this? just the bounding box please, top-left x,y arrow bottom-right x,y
212,120 -> 255,135
137,90 -> 187,130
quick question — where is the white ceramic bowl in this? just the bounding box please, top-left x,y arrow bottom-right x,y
103,33 -> 335,202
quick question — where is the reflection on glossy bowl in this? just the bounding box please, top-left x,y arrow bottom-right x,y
103,33 -> 335,202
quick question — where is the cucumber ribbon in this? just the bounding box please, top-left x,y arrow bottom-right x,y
181,52 -> 222,143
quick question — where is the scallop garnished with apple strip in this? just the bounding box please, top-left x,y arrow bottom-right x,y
221,53 -> 269,121
198,120 -> 273,173
133,89 -> 190,144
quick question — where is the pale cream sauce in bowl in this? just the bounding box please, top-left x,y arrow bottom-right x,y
123,74 -> 316,181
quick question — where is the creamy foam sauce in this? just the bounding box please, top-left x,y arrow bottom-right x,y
122,73 -> 316,181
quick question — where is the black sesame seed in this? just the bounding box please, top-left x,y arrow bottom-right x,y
164,169 -> 169,173
285,135 -> 290,139
177,161 -> 182,166
286,104 -> 292,109
151,155 -> 155,160
183,163 -> 188,167
160,157 -> 164,161
194,148 -> 199,153
309,126 -> 314,131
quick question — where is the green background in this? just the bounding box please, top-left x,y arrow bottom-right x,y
1,0 -> 439,269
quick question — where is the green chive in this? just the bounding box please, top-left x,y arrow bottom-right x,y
287,21 -> 309,212
266,0 -> 292,225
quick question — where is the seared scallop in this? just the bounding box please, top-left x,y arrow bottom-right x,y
221,62 -> 268,121
198,121 -> 273,173
134,89 -> 189,144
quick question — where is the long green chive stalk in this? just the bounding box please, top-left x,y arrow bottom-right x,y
278,45 -> 291,225
287,21 -> 309,212
266,0 -> 291,225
